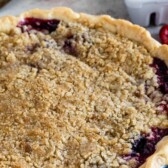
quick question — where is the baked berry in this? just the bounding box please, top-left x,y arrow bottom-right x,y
160,25 -> 168,44
18,18 -> 60,33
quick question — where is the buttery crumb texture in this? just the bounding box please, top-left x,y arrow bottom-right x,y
0,14 -> 167,168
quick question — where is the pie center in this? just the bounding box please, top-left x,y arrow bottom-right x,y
0,17 -> 167,168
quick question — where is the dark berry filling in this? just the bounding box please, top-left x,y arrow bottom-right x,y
63,35 -> 78,56
125,58 -> 168,167
125,128 -> 168,167
150,57 -> 168,114
151,57 -> 168,94
18,18 -> 60,33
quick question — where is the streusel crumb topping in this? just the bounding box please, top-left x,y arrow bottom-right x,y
0,20 -> 167,168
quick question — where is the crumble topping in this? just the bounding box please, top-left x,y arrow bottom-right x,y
0,20 -> 167,168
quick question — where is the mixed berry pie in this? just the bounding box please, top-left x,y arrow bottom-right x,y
0,7 -> 168,168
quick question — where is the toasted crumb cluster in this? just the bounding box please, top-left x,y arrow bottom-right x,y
0,20 -> 167,168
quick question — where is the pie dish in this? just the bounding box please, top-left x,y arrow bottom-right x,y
0,7 -> 168,168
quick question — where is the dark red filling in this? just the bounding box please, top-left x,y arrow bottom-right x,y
18,18 -> 60,33
151,57 -> 168,114
125,58 -> 168,167
151,58 -> 168,94
125,128 -> 168,167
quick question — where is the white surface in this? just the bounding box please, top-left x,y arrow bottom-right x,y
125,0 -> 168,8
125,0 -> 168,26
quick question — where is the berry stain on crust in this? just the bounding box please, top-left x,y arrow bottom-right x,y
125,128 -> 168,167
18,18 -> 60,33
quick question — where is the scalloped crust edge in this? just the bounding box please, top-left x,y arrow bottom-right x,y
140,136 -> 168,168
0,7 -> 168,168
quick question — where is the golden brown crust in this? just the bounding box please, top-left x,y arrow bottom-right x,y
2,7 -> 168,66
0,7 -> 168,168
155,45 -> 168,65
0,15 -> 18,33
16,8 -> 161,48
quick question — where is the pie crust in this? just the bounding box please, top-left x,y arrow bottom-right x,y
0,7 -> 168,168
1,7 -> 168,65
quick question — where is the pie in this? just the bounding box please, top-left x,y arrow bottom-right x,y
0,7 -> 167,168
